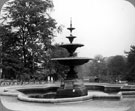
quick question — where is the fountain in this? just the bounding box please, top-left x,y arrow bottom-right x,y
1,20 -> 135,111
51,19 -> 91,98
1,20 -> 132,107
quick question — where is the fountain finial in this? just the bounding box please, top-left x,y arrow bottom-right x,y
67,17 -> 75,34
67,18 -> 76,44
70,17 -> 73,29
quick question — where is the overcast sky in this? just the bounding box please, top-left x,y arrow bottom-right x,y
1,0 -> 135,58
51,0 -> 135,58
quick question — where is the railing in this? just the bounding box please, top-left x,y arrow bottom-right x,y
0,79 -> 55,87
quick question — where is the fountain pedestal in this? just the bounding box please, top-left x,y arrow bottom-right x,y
56,79 -> 87,98
52,57 -> 90,97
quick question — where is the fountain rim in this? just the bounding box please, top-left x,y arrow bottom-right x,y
51,57 -> 92,61
17,92 -> 93,103
0,84 -> 123,103
59,43 -> 84,46
51,57 -> 92,66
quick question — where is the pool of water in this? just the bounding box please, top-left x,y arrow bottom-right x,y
29,92 -> 57,99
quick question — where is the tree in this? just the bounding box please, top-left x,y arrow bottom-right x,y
125,45 -> 135,81
89,55 -> 107,82
0,0 -> 57,79
107,55 -> 127,81
0,25 -> 23,79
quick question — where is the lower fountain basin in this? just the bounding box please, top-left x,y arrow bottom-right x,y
18,91 -> 92,103
18,79 -> 88,99
15,83 -> 121,103
0,83 -> 126,104
17,87 -> 121,103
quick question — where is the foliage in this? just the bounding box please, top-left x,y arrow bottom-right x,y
0,26 -> 22,79
125,45 -> 135,81
106,55 -> 127,81
88,55 -> 108,81
0,0 -> 57,79
81,54 -> 127,83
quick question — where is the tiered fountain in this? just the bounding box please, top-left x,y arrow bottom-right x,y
0,20 -> 130,107
52,19 -> 91,98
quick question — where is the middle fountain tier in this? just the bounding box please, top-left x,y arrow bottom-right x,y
51,20 -> 92,98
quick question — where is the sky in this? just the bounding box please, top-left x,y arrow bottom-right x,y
0,0 -> 135,58
51,0 -> 135,58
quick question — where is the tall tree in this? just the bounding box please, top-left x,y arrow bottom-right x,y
0,0 -> 57,79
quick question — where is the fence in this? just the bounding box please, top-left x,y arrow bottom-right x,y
0,79 -> 54,87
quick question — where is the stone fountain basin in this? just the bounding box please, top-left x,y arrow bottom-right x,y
0,84 -> 123,103
17,87 -> 121,103
51,57 -> 92,66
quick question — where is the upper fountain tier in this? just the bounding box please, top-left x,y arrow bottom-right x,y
52,19 -> 91,67
66,19 -> 78,44
59,19 -> 85,56
60,43 -> 84,56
